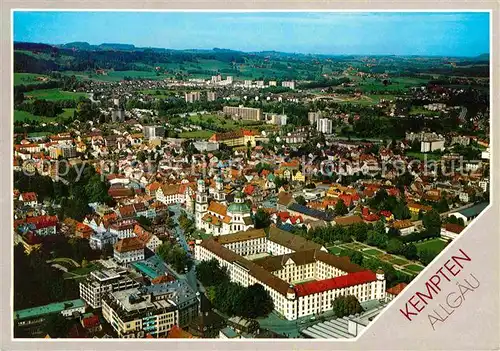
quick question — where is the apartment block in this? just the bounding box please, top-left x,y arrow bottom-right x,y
79,268 -> 140,308
223,106 -> 262,121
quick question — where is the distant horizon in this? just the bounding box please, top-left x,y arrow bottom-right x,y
13,40 -> 491,59
13,12 -> 490,57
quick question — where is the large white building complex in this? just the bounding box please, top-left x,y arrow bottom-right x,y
194,227 -> 386,321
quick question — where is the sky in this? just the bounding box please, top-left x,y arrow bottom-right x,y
13,11 -> 490,57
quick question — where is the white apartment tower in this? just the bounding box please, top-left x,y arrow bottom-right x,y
317,118 -> 333,134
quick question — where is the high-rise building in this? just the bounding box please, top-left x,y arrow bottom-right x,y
317,118 -> 333,134
49,144 -> 77,159
143,125 -> 165,140
282,81 -> 296,90
211,75 -> 222,83
268,81 -> 277,87
207,91 -> 216,102
185,92 -> 201,103
223,106 -> 262,121
111,109 -> 125,122
308,111 -> 322,125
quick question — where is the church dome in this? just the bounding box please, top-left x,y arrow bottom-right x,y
227,202 -> 250,214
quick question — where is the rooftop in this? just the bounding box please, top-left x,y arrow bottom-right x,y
14,299 -> 85,321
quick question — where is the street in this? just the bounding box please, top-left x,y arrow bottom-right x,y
167,204 -> 199,293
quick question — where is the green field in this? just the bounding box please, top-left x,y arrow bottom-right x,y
409,106 -> 441,117
327,246 -> 343,255
14,73 -> 51,86
416,238 -> 448,256
25,88 -> 88,101
406,152 -> 442,161
179,130 -> 215,139
363,248 -> 384,256
14,108 -> 76,123
61,70 -> 169,82
405,264 -> 425,273
389,257 -> 410,266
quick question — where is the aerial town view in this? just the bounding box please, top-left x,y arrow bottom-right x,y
12,12 -> 490,339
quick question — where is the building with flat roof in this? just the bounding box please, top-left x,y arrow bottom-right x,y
49,144 -> 77,159
317,118 -> 333,134
223,106 -> 262,121
102,287 -> 179,338
139,280 -> 199,327
14,299 -> 86,337
300,301 -> 387,339
185,91 -> 201,103
143,125 -> 165,140
308,111 -> 322,126
79,268 -> 140,308
207,91 -> 216,102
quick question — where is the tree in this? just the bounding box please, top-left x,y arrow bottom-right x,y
423,209 -> 441,235
419,248 -> 438,265
334,200 -> 348,216
196,259 -> 229,287
374,220 -> 386,235
136,151 -> 147,163
401,243 -> 418,260
386,238 -> 404,255
137,216 -> 152,227
349,251 -> 364,265
436,197 -> 450,213
84,174 -> 111,204
387,227 -> 401,238
44,314 -> 73,338
254,208 -> 271,229
295,195 -> 307,206
367,230 -> 388,249
166,217 -> 175,229
332,295 -> 364,318
238,283 -> 274,318
157,242 -> 192,273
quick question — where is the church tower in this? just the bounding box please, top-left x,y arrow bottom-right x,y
213,174 -> 226,204
195,179 -> 208,229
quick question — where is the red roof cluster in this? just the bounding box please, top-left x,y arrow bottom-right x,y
276,211 -> 303,225
294,270 -> 377,297
24,215 -> 58,230
82,315 -> 101,329
20,192 -> 38,202
361,207 -> 380,222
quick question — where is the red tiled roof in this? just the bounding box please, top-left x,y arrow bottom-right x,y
294,270 -> 377,297
386,282 -> 408,296
82,315 -> 101,329
23,215 -> 58,229
443,223 -> 465,234
21,192 -> 38,202
115,237 -> 144,253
